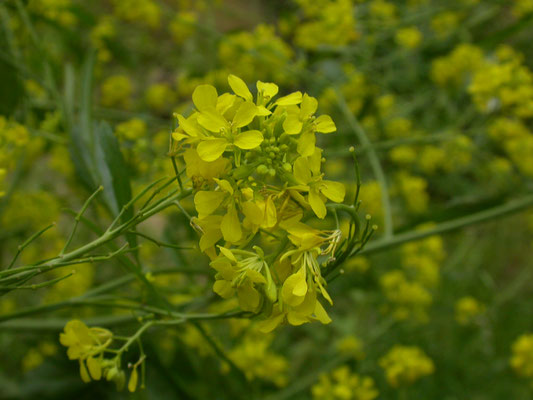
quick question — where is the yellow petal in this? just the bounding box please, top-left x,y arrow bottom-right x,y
281,268 -> 307,307
275,91 -> 303,106
177,114 -> 201,137
308,188 -> 326,219
314,301 -> 332,324
283,114 -> 303,135
221,206 -> 242,242
218,246 -> 237,262
213,279 -> 235,298
242,201 -> 264,225
197,138 -> 228,162
214,178 -> 234,194
263,196 -> 277,228
80,360 -> 91,383
192,84 -> 218,111
293,157 -> 312,184
256,105 -> 272,116
234,130 -> 264,149
246,269 -> 267,284
320,181 -> 346,203
87,357 -> 102,380
194,191 -> 226,216
257,310 -> 285,333
297,130 -> 316,157
237,282 -> 261,311
232,101 -> 258,128
315,115 -> 336,133
228,74 -> 253,102
197,107 -> 229,132
257,81 -> 279,99
300,93 -> 318,118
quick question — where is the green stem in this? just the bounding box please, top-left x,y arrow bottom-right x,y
335,89 -> 394,238
358,194 -> 533,256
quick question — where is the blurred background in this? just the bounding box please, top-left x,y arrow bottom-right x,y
1,0 -> 533,398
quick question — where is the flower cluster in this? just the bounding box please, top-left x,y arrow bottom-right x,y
311,366 -> 378,400
510,333 -> 533,381
455,296 -> 485,325
379,345 -> 435,387
60,320 -> 143,392
172,74 -> 347,331
380,233 -> 445,322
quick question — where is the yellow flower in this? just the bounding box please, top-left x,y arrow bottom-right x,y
455,296 -> 485,325
395,26 -> 422,49
291,148 -> 345,219
379,345 -> 434,387
311,365 -> 378,400
59,320 -> 113,383
511,333 -> 533,379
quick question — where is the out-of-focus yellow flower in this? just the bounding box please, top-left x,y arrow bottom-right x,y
312,365 -> 379,400
379,345 -> 434,387
512,0 -> 533,18
393,172 -> 429,214
380,270 -> 432,322
222,334 -> 288,387
100,75 -> 133,109
146,83 -> 176,114
455,296 -> 485,325
431,11 -> 460,38
336,335 -> 365,359
511,333 -> 533,379
431,44 -> 484,87
110,0 -> 160,29
29,0 -> 76,26
395,26 -> 423,49
170,12 -> 197,44
293,0 -> 359,50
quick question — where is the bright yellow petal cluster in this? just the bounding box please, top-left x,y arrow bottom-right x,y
173,74 -> 346,330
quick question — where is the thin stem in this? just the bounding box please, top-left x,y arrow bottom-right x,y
60,186 -> 103,256
358,193 -> 533,256
335,88 -> 394,238
7,223 -> 56,270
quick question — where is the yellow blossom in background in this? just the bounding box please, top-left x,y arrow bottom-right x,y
379,345 -> 434,387
222,334 -> 289,387
511,333 -> 533,380
90,17 -> 116,63
110,0 -> 161,29
431,11 -> 460,38
512,0 -> 533,18
170,12 -> 198,44
380,270 -> 432,321
218,24 -> 297,85
395,26 -> 423,50
293,0 -> 359,50
431,44 -> 484,87
336,335 -> 365,359
100,75 -> 133,109
393,172 -> 429,214
28,0 -> 76,26
455,296 -> 485,325
145,83 -> 177,114
369,0 -> 397,26
115,118 -> 147,142
311,366 -> 379,400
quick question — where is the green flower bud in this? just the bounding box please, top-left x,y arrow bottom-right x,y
257,164 -> 269,174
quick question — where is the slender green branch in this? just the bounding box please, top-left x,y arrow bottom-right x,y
60,186 -> 103,255
6,223 -> 56,270
357,193 -> 533,256
335,88 -> 394,238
